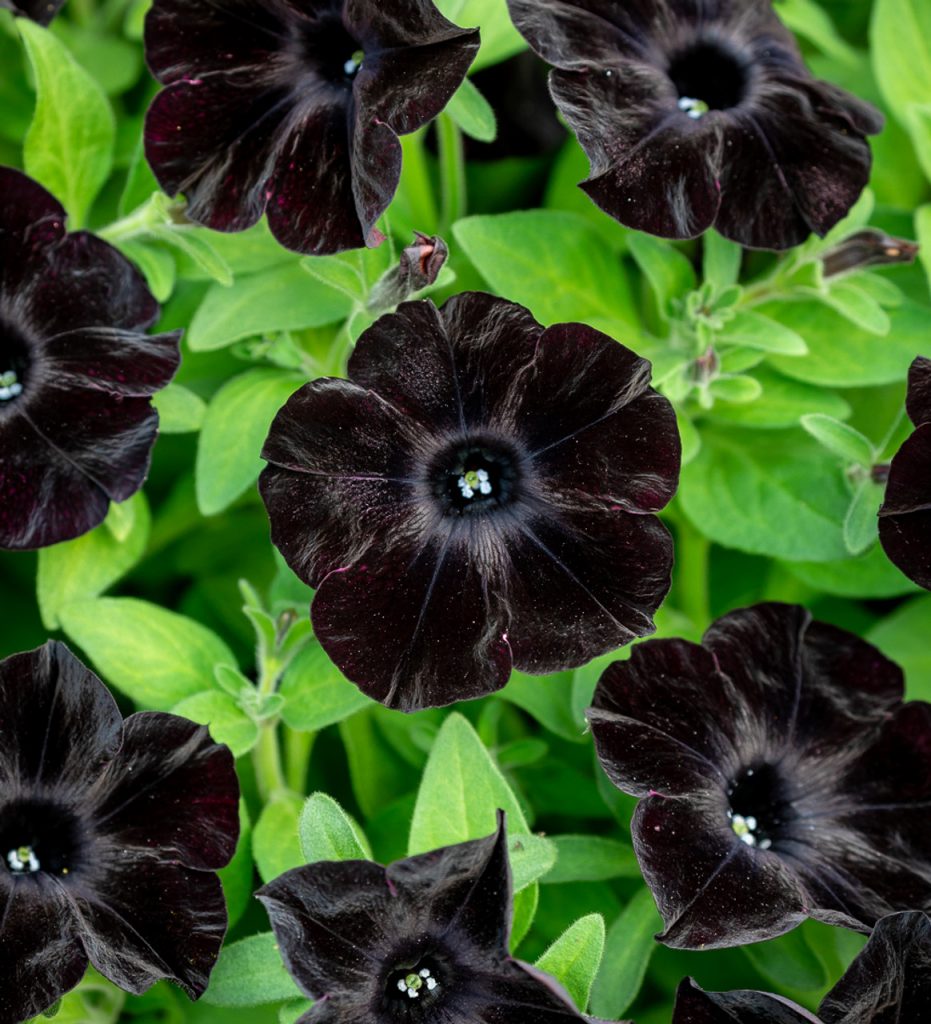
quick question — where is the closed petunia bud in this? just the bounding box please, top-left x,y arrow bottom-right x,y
822,229 -> 919,277
367,233 -> 449,312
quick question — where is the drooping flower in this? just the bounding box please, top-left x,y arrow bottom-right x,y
587,603 -> 931,950
143,0 -> 479,256
0,642 -> 240,1023
879,357 -> 931,591
672,911 -> 931,1023
258,813 -> 595,1024
0,0 -> 65,25
0,166 -> 180,550
505,0 -> 883,250
260,292 -> 679,712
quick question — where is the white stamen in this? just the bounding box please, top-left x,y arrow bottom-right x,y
344,58 -> 359,75
457,476 -> 475,499
7,845 -> 40,872
0,371 -> 22,402
396,968 -> 438,1000
677,96 -> 709,119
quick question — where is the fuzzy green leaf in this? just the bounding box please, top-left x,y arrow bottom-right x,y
299,792 -> 372,863
202,934 -> 302,1007
536,914 -> 605,1012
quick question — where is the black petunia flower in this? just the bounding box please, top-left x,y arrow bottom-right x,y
879,357 -> 931,591
672,911 -> 931,1023
143,0 -> 479,256
0,0 -> 65,24
0,641 -> 240,1023
505,0 -> 883,250
0,167 -> 180,550
258,813 -> 597,1024
260,292 -> 679,712
587,603 -> 931,950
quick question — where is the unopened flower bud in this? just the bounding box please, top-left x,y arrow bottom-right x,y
367,233 -> 449,312
822,229 -> 918,277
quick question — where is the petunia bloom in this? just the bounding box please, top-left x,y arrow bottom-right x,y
672,911 -> 931,1023
260,292 -> 679,711
587,603 -> 931,950
0,167 -> 180,550
879,357 -> 931,591
0,0 -> 65,24
505,0 -> 883,250
143,0 -> 479,256
0,641 -> 240,1023
258,813 -> 597,1024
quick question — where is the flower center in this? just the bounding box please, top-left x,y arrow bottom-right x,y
432,441 -> 519,516
668,41 -> 748,115
0,798 -> 85,878
0,326 -> 31,406
726,764 -> 792,851
294,14 -> 365,87
385,958 -> 445,1017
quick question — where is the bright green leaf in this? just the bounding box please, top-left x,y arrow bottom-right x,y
536,914 -> 605,1012
253,792 -> 304,884
153,382 -> 206,434
627,232 -> 697,318
446,77 -> 497,142
171,690 -> 259,757
589,887 -> 662,1019
868,596 -> 931,700
743,926 -> 828,993
843,479 -> 884,556
801,414 -> 876,466
202,934 -> 302,1007
543,835 -> 641,884
299,792 -> 372,863
817,281 -> 891,336
149,224 -> 233,286
278,642 -> 370,732
219,800 -> 254,929
717,310 -> 808,355
706,368 -> 850,430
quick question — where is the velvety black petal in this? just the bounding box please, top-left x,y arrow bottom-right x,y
344,0 -> 474,52
0,873 -> 87,1022
818,911 -> 931,1024
0,0 -> 66,25
463,960 -> 592,1023
311,531 -> 512,711
70,847 -> 228,999
633,794 -> 809,949
504,505 -> 672,674
906,356 -> 931,426
673,978 -> 817,1024
348,294 -> 542,436
90,713 -> 239,871
0,642 -> 122,790
260,378 -> 422,588
0,165 -> 66,253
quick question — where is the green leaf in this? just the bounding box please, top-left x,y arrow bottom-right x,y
785,545 -> 921,599
536,915 -> 605,1013
438,0 -> 525,70
58,597 -> 237,710
446,76 -> 497,142
868,596 -> 931,700
780,0 -> 858,64
843,479 -> 884,556
627,232 -> 697,318
801,414 -> 875,466
37,494 -> 150,630
543,835 -> 641,884
709,374 -> 763,404
219,800 -> 254,929
279,1000 -> 313,1024
278,642 -> 370,731
118,240 -> 176,303
196,368 -> 302,516
499,671 -> 584,743
253,791 -> 304,884
188,263 -> 352,351
817,281 -> 890,336
19,19 -> 115,227
171,690 -> 259,757
509,833 -> 558,892
454,210 -> 638,329
149,224 -> 233,286
717,310 -> 808,355
743,926 -> 828,993
589,887 -> 662,1019
301,252 -> 366,302
298,792 -> 372,863
202,934 -> 302,1007
706,368 -> 851,430
702,230 -> 742,289
766,300 -> 931,388
680,428 -> 849,561
152,382 -> 206,434
916,205 -> 931,295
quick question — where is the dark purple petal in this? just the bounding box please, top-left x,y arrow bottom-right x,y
673,978 -> 817,1024
260,378 -> 422,588
906,356 -> 931,426
311,531 -> 512,711
0,873 -> 86,1021
464,960 -> 592,1022
90,713 -> 239,871
633,794 -> 809,949
0,642 -> 122,790
43,328 -> 181,397
348,294 -> 542,436
71,847 -> 229,998
0,0 -> 66,24
818,911 -> 931,1024
344,0 -> 475,51
880,424 -> 931,591
0,165 -> 65,252
504,505 -> 673,674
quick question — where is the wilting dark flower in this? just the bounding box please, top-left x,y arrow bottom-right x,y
588,603 -> 931,949
822,229 -> 919,278
143,0 -> 479,256
0,167 -> 180,550
879,357 -> 931,591
367,233 -> 449,313
505,0 -> 883,250
672,911 -> 931,1023
0,0 -> 65,24
258,813 -> 595,1024
260,292 -> 679,711
0,641 -> 240,1023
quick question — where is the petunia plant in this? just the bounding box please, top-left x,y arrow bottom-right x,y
0,0 -> 930,1022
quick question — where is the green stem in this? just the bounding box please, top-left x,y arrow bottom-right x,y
674,514 -> 711,629
284,727 -> 316,793
252,662 -> 287,802
437,113 -> 466,233
97,198 -> 161,245
400,130 -> 439,233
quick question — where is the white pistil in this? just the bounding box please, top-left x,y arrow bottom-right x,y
728,812 -> 772,850
7,845 -> 40,873
677,96 -> 710,119
457,468 -> 492,501
397,968 -> 438,999
0,371 -> 22,401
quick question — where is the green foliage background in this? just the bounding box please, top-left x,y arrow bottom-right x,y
1,0 -> 930,1021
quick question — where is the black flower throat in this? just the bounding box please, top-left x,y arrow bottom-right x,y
0,798 -> 85,878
